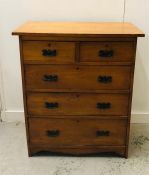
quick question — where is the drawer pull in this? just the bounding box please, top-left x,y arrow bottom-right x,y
45,102 -> 59,109
96,103 -> 111,109
96,130 -> 110,137
46,130 -> 60,137
98,76 -> 112,83
43,75 -> 58,82
99,50 -> 114,58
42,49 -> 57,57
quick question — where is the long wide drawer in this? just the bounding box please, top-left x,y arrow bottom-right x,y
27,93 -> 129,116
80,42 -> 135,62
22,41 -> 75,63
29,118 -> 127,146
25,65 -> 131,91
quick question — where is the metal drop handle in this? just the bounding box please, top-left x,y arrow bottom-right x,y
42,49 -> 57,57
43,75 -> 58,82
96,130 -> 110,137
46,130 -> 60,137
45,102 -> 59,109
99,50 -> 114,58
96,103 -> 111,109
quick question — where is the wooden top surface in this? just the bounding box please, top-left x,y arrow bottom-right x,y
12,22 -> 145,37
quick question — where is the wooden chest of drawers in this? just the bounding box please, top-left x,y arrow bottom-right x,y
13,22 -> 144,158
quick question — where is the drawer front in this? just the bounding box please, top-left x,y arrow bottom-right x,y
27,93 -> 129,116
22,41 -> 75,63
25,65 -> 131,91
29,118 -> 127,146
80,42 -> 135,62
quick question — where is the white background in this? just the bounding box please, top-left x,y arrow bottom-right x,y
0,0 -> 149,122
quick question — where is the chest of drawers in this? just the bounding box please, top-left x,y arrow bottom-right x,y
13,22 -> 144,158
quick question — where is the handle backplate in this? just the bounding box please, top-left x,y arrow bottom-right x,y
98,76 -> 112,83
96,102 -> 111,109
96,130 -> 110,137
46,130 -> 60,137
45,102 -> 59,109
43,75 -> 58,82
99,50 -> 114,58
42,49 -> 57,57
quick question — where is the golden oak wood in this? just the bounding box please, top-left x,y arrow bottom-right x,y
22,41 -> 75,63
25,65 -> 131,91
29,118 -> 127,146
29,145 -> 126,157
18,38 -> 32,156
27,92 -> 129,116
12,22 -> 145,158
12,22 -> 144,37
21,36 -> 137,42
80,41 -> 136,62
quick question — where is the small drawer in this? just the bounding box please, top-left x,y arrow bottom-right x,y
25,65 -> 131,91
27,93 -> 129,116
22,41 -> 75,63
29,118 -> 127,146
80,42 -> 135,62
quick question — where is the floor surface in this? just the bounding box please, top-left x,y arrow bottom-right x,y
0,122 -> 149,175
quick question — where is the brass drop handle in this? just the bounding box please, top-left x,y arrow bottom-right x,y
46,130 -> 60,137
96,130 -> 110,137
42,49 -> 57,57
99,50 -> 114,58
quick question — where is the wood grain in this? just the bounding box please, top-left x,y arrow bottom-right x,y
22,41 -> 75,63
80,42 -> 136,62
12,22 -> 144,157
12,22 -> 145,37
29,146 -> 126,157
25,65 -> 131,91
29,118 -> 127,146
27,93 -> 129,116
